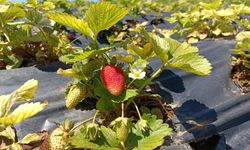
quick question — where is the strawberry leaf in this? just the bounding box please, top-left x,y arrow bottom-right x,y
96,98 -> 116,111
71,128 -> 118,150
144,31 -> 212,75
0,102 -> 48,126
0,126 -> 16,141
47,12 -> 93,38
100,126 -> 121,147
112,89 -> 138,103
131,114 -> 173,150
59,48 -> 109,63
86,2 -> 128,37
18,133 -> 43,144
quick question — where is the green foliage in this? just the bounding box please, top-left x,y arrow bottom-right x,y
0,1 -> 71,69
143,31 -> 212,75
0,79 -> 47,149
71,114 -> 172,150
167,0 -> 250,43
232,31 -> 250,68
47,12 -> 93,38
86,2 -> 128,37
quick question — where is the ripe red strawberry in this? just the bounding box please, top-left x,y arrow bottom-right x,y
68,33 -> 75,41
100,64 -> 126,96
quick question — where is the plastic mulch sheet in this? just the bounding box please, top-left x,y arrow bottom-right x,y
0,39 -> 250,149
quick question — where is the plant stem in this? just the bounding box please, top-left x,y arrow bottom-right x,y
127,79 -> 135,88
69,116 -> 97,133
38,27 -> 49,42
138,66 -> 164,92
92,110 -> 100,123
132,101 -> 142,120
121,102 -> 124,118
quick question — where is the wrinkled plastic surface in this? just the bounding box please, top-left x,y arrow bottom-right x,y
0,38 -> 250,149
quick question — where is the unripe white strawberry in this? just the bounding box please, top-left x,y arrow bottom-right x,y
65,83 -> 87,109
49,119 -> 74,150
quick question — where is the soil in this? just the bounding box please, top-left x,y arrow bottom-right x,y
231,57 -> 250,93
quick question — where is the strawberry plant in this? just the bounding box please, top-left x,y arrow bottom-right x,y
167,0 -> 250,43
47,1 -> 212,149
231,31 -> 250,93
0,0 -> 72,69
0,79 -> 48,149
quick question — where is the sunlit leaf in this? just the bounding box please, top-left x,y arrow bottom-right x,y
14,79 -> 38,101
71,130 -> 117,150
47,12 -> 93,38
236,31 -> 250,41
0,102 -> 48,126
144,31 -> 212,75
86,2 -> 128,37
59,48 -> 109,63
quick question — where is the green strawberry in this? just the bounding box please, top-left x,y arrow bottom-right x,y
65,83 -> 87,109
116,121 -> 129,143
110,117 -> 130,143
49,119 -> 74,150
49,128 -> 68,150
100,64 -> 126,96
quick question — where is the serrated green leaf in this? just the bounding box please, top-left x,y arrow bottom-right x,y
14,79 -> 38,101
169,53 -> 212,75
135,126 -> 172,150
143,31 -> 169,63
112,89 -> 138,103
18,133 -> 43,144
130,59 -> 148,70
132,114 -> 172,150
0,94 -> 12,117
86,2 -> 128,37
100,126 -> 120,147
47,12 -> 93,38
144,31 -> 211,75
96,98 -> 115,111
59,48 -> 109,63
0,102 -> 48,126
128,43 -> 153,59
71,130 -> 118,150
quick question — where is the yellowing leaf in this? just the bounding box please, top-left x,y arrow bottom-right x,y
57,68 -> 85,80
15,79 -> 38,101
86,2 -> 128,37
19,133 -> 43,144
0,102 -> 48,126
0,126 -> 16,141
47,12 -> 93,38
0,94 -> 12,117
216,9 -> 235,17
236,31 -> 250,41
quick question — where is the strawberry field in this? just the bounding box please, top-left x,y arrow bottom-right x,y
0,0 -> 250,150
